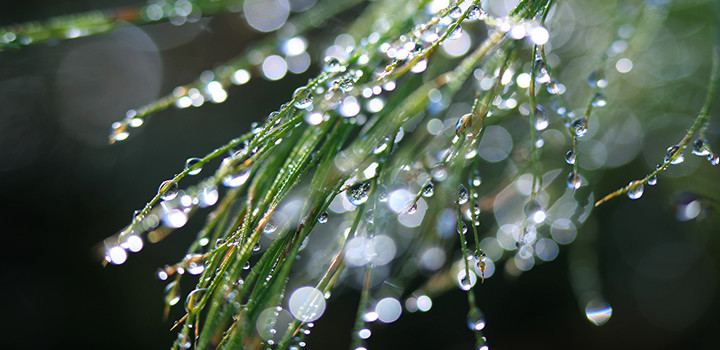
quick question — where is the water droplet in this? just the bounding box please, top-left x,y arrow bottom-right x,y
165,281 -> 180,306
346,181 -> 371,206
587,69 -> 607,88
263,221 -> 278,234
223,168 -> 251,187
565,150 -> 576,164
457,185 -> 469,205
177,332 -> 191,349
449,6 -> 462,19
198,186 -> 219,207
591,92 -> 607,107
534,105 -> 548,130
692,138 -> 710,156
448,25 -> 463,40
407,203 -> 418,214
709,154 -> 720,165
422,182 -> 435,197
467,5 -> 484,21
472,174 -> 482,187
293,91 -> 313,109
534,59 -> 551,84
466,307 -> 486,331
648,175 -> 658,186
571,118 -> 587,137
457,269 -> 477,291
243,261 -> 251,270
455,113 -> 471,136
184,288 -> 207,312
566,172 -> 582,190
323,57 -> 343,73
585,299 -> 612,326
159,180 -> 179,200
185,158 -> 203,175
458,222 -> 468,235
524,200 -> 542,217
318,211 -> 328,223
627,181 -> 644,200
664,145 -> 684,164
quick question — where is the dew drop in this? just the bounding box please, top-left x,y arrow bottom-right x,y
692,138 -> 710,156
263,221 -> 278,234
346,181 -> 371,206
293,92 -> 314,110
467,5 -> 484,21
407,203 -> 418,214
185,158 -> 203,175
159,180 -> 179,200
591,92 -> 607,107
585,299 -> 612,326
422,182 -> 435,197
455,113 -> 471,136
648,175 -> 657,186
165,281 -> 181,306
627,181 -> 644,200
448,25 -> 463,40
323,57 -> 343,73
184,288 -> 207,312
587,69 -> 607,88
458,222 -> 468,235
709,154 -> 720,165
534,105 -> 548,130
566,172 -> 582,190
457,185 -> 469,205
449,6 -> 462,19
223,168 -> 251,187
457,269 -> 477,291
472,175 -> 482,187
318,211 -> 329,223
565,150 -> 576,165
534,59 -> 551,84
664,145 -> 684,164
571,118 -> 587,137
466,307 -> 486,331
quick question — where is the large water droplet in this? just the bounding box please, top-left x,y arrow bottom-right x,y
184,288 -> 207,312
466,307 -> 486,331
571,118 -> 587,137
293,88 -> 314,109
565,150 -> 576,164
449,6 -> 462,19
223,168 -> 251,187
422,182 -> 435,197
346,181 -> 371,206
185,158 -> 203,175
534,59 -> 551,84
159,180 -> 179,200
457,185 -> 469,205
585,299 -> 612,326
692,138 -> 710,156
627,181 -> 644,200
457,269 -> 477,291
664,145 -> 684,164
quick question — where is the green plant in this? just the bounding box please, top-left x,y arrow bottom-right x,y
4,0 -> 719,349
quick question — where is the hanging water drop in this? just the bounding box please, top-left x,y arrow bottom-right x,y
467,5 -> 484,21
472,174 -> 482,187
585,299 -> 613,326
709,154 -> 720,165
664,145 -> 684,164
184,288 -> 207,312
565,150 -> 576,165
591,92 -> 607,107
566,172 -> 582,190
571,118 -> 587,137
457,185 -> 469,205
692,138 -> 710,156
323,57 -> 343,73
318,211 -> 329,223
165,281 -> 181,306
185,158 -> 203,175
159,180 -> 179,200
346,181 -> 371,206
534,105 -> 548,130
293,92 -> 313,110
407,203 -> 418,214
263,221 -> 278,234
648,175 -> 657,186
457,269 -> 477,291
449,6 -> 462,19
448,25 -> 463,40
627,181 -> 644,200
458,222 -> 468,235
534,59 -> 551,84
422,182 -> 435,197
223,168 -> 251,187
588,69 -> 607,88
198,186 -> 219,207
466,307 -> 486,331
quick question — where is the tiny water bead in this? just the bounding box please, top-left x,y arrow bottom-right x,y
692,138 -> 710,156
648,175 -> 658,186
571,118 -> 587,137
184,157 -> 202,175
627,181 -> 644,200
534,59 -> 551,84
565,150 -> 576,165
422,182 -> 435,197
318,211 -> 329,223
566,172 -> 582,190
323,56 -> 343,73
456,113 -> 471,136
457,185 -> 469,205
159,180 -> 179,200
466,307 -> 486,331
585,299 -> 613,326
467,4 -> 485,21
587,69 -> 607,88
346,181 -> 371,205
664,145 -> 684,164
458,222 -> 468,235
534,105 -> 548,131
591,92 -> 607,107
709,154 -> 720,165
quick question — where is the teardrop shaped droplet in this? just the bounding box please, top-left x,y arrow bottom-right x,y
534,105 -> 548,130
449,6 -> 462,19
466,307 -> 486,331
627,181 -> 644,200
565,150 -> 576,165
648,175 -> 658,186
346,181 -> 371,206
534,59 -> 551,84
422,182 -> 435,197
159,180 -> 179,200
566,172 -> 582,190
585,299 -> 612,326
571,118 -> 587,137
692,138 -> 710,156
185,158 -> 203,175
294,93 -> 313,110
457,185 -> 469,205
223,168 -> 251,187
664,145 -> 684,164
458,222 -> 468,235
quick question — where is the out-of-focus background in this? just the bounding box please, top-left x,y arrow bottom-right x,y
1,0 -> 719,349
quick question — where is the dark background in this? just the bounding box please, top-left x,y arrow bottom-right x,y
2,1 -> 719,349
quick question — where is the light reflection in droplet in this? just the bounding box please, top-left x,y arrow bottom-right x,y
585,299 -> 613,326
